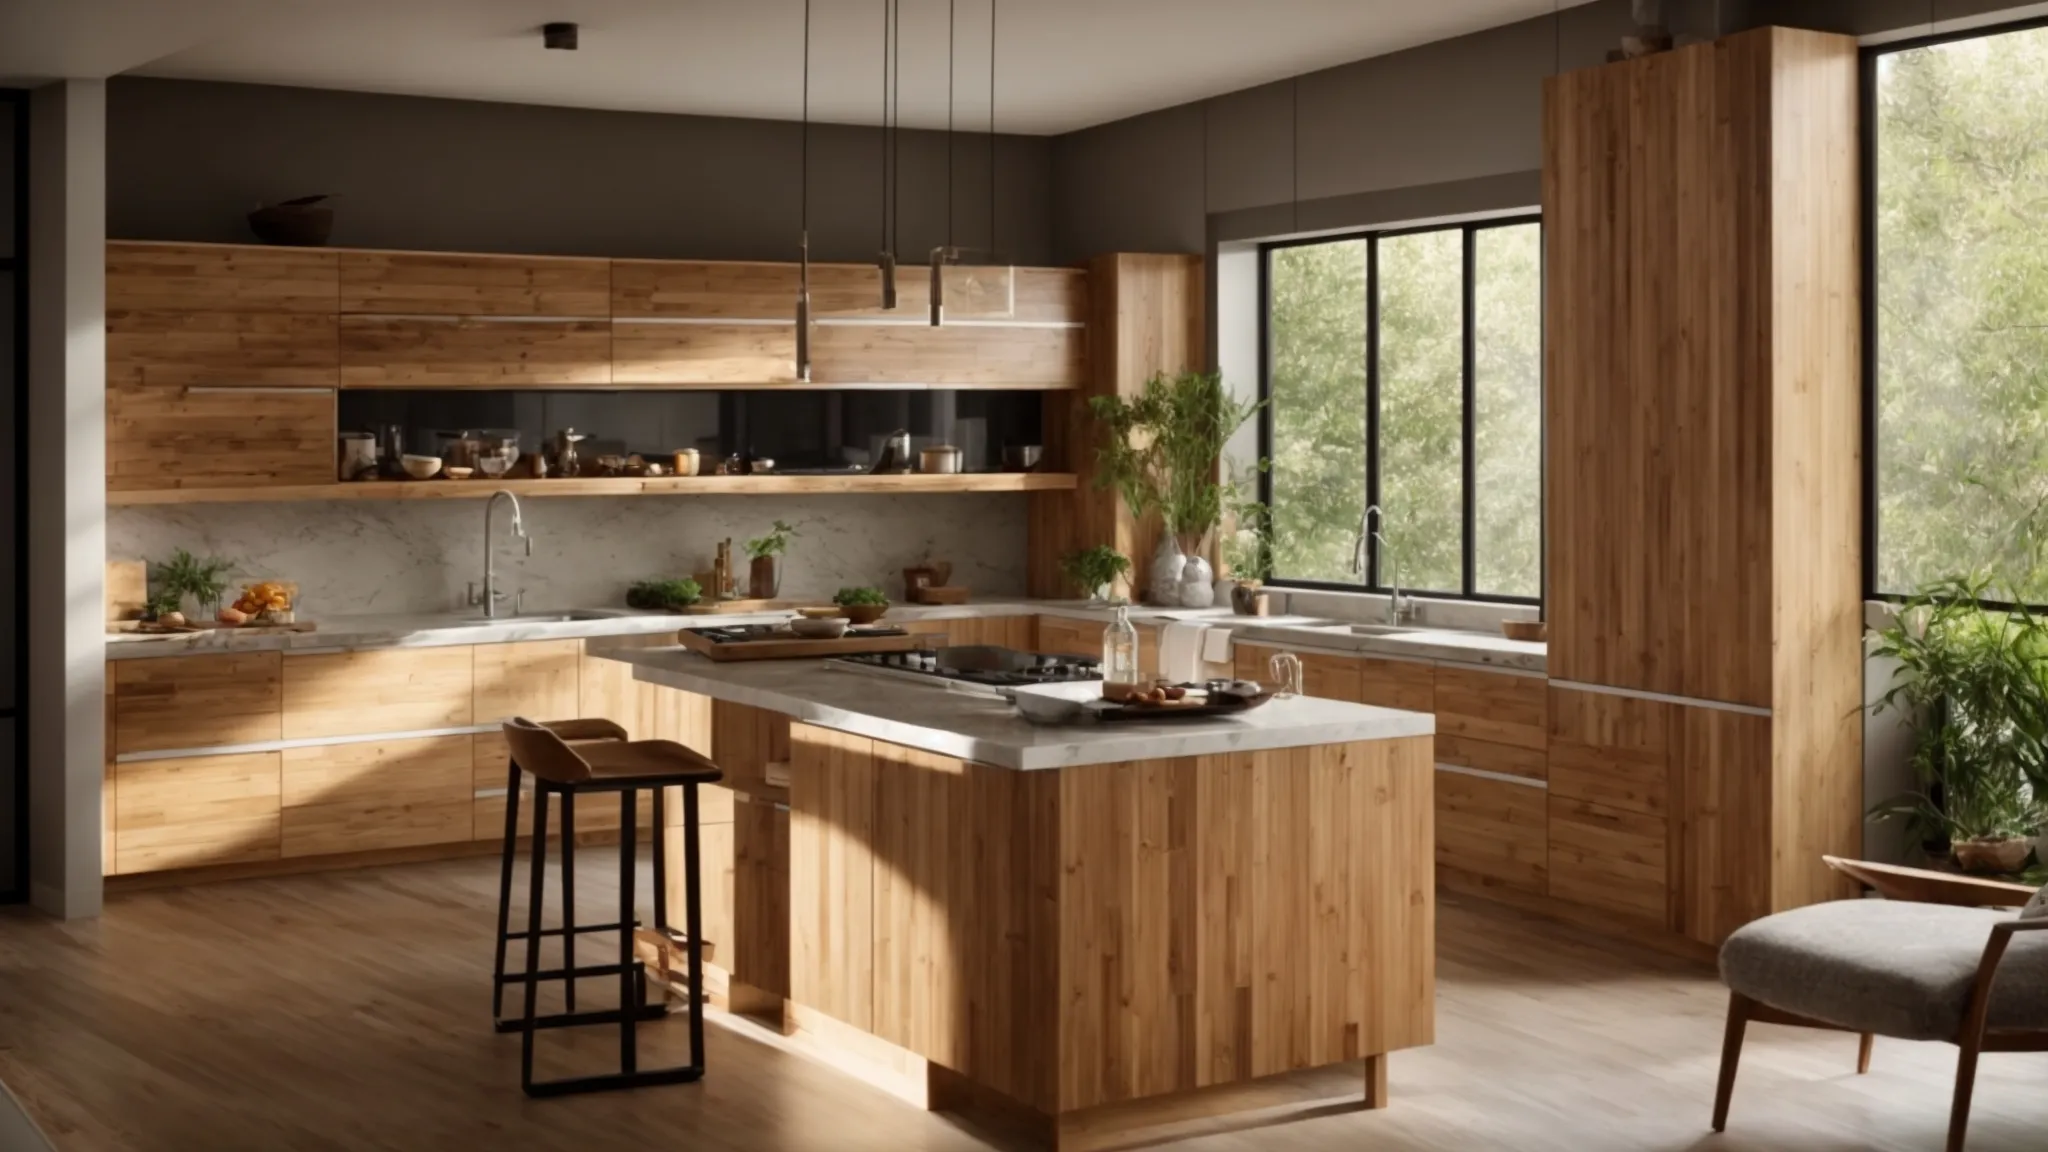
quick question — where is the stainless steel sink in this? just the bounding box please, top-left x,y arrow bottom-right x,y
422,609 -> 627,629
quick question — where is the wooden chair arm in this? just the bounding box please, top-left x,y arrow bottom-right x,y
1956,916 -> 2048,1047
1824,855 -> 2038,909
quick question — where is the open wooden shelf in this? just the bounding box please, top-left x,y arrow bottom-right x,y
107,471 -> 1079,506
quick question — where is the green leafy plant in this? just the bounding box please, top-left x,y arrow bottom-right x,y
1868,574 -> 2048,857
1089,370 -> 1265,551
626,578 -> 703,611
833,586 -> 888,607
154,548 -> 235,615
745,520 -> 801,560
1059,546 -> 1132,601
1221,497 -> 1275,585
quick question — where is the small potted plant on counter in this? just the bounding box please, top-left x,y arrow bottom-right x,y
1868,575 -> 2048,874
744,519 -> 801,600
626,577 -> 704,612
153,547 -> 235,624
1222,499 -> 1274,616
1059,545 -> 1131,605
833,585 -> 889,625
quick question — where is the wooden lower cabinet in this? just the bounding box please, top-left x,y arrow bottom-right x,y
1037,615 -> 1156,674
113,752 -> 281,874
900,614 -> 1036,650
283,646 -> 474,739
281,735 -> 473,858
1434,770 -> 1547,894
1230,643 -> 1435,712
1433,666 -> 1545,749
113,652 -> 283,755
709,699 -> 790,798
1546,795 -> 1670,925
664,785 -> 786,1001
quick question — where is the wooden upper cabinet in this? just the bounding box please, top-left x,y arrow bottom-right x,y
613,260 -> 798,319
338,317 -> 612,387
338,251 -> 610,316
612,322 -> 798,386
107,385 -> 335,492
810,323 -> 1085,388
107,242 -> 338,314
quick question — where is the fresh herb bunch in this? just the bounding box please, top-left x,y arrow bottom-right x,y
1059,546 -> 1131,599
1089,370 -> 1265,550
833,586 -> 888,607
745,520 -> 801,560
1868,574 -> 2048,848
1221,498 -> 1275,584
626,577 -> 704,611
154,548 -> 236,614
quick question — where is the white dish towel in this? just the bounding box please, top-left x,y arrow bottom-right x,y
1158,621 -> 1209,685
1200,626 -> 1234,667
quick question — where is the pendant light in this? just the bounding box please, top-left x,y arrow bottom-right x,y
930,0 -> 959,326
796,0 -> 813,380
879,0 -> 899,309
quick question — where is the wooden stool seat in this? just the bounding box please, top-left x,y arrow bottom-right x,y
489,715 -> 722,1098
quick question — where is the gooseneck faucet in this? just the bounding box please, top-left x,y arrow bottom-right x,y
1351,504 -> 1415,626
469,490 -> 532,619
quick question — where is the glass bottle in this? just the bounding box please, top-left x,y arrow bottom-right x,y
1102,604 -> 1142,701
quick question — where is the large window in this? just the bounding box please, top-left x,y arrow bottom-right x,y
1870,20 -> 2048,602
1262,219 -> 1541,601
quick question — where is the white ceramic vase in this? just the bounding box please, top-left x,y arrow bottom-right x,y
1148,536 -> 1185,605
1179,554 -> 1216,608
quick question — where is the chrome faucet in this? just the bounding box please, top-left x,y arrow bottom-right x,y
468,490 -> 532,619
1351,504 -> 1415,626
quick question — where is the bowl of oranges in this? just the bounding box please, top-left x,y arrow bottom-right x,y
218,581 -> 296,626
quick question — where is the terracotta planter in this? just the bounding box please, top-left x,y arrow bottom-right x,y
1953,836 -> 2033,875
749,555 -> 780,600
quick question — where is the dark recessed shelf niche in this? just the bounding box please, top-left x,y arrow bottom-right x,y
337,389 -> 1045,473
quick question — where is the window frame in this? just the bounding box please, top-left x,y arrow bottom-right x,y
1861,15 -> 2048,612
1,87 -> 25,905
1256,214 -> 1544,607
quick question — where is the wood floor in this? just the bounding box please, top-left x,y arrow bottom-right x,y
0,854 -> 2042,1152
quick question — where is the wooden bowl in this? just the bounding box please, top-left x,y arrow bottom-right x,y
789,617 -> 850,639
796,606 -> 846,620
840,603 -> 888,625
1500,620 -> 1548,642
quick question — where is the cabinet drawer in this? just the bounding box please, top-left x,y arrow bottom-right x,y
108,383 -> 335,491
113,652 -> 282,754
1302,652 -> 1362,702
283,646 -> 474,739
1435,733 -> 1546,782
1356,656 -> 1434,711
1547,796 -> 1670,925
339,317 -> 612,387
114,751 -> 281,874
474,640 -> 581,724
1435,770 -> 1547,893
338,251 -> 609,316
280,735 -> 473,857
1433,666 -> 1546,749
1547,686 -> 1670,816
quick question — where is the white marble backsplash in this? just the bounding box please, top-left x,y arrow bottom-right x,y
109,495 -> 1028,616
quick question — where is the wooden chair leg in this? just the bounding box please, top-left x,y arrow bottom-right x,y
1363,1054 -> 1389,1110
1947,1040 -> 1983,1152
1712,992 -> 1751,1133
1857,1033 -> 1874,1075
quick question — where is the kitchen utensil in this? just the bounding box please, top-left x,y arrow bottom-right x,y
337,431 -> 378,481
400,454 -> 443,480
438,430 -> 483,471
1002,444 -> 1043,472
594,453 -> 627,476
444,466 -> 474,481
376,424 -> 407,479
870,429 -> 914,474
551,429 -> 588,478
919,445 -> 963,474
528,453 -> 549,479
1269,652 -> 1304,698
673,449 -> 700,477
477,431 -> 520,478
788,617 -> 850,639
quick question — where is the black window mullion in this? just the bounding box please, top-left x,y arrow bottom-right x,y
1461,226 -> 1477,598
1365,235 -> 1382,591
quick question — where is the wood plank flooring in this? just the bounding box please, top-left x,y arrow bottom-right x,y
0,854 -> 2042,1151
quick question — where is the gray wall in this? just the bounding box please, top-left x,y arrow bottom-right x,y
107,77 -> 1052,266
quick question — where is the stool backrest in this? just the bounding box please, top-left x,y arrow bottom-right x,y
502,717 -> 593,784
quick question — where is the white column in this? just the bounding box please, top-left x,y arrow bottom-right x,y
26,79 -> 106,919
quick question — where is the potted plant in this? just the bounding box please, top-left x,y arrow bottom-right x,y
1868,575 -> 2048,874
744,520 -> 800,599
1090,370 -> 1263,607
626,578 -> 703,612
1221,498 -> 1274,616
1059,546 -> 1132,605
833,585 -> 889,625
153,548 -> 235,621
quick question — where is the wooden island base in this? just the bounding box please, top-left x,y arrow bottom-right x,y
668,722 -> 1436,1149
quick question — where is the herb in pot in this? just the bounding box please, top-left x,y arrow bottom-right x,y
744,520 -> 800,598
1059,546 -> 1132,603
154,548 -> 236,617
627,578 -> 704,611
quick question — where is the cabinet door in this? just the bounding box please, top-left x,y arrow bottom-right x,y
1035,616 -> 1156,674
1433,666 -> 1546,749
114,751 -> 281,874
710,699 -> 791,798
731,793 -> 791,998
612,322 -> 799,386
474,640 -> 581,725
108,243 -> 339,314
282,646 -> 473,739
107,383 -> 335,491
1300,652 -> 1363,702
1435,769 -> 1547,894
811,322 -> 1085,388
338,252 -> 609,316
1547,796 -> 1670,925
1355,656 -> 1433,711
1544,685 -> 1675,926
113,652 -> 282,754
280,735 -> 472,857
108,311 -> 340,389
339,316 -> 612,387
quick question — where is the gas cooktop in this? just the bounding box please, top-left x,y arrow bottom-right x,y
831,645 -> 1101,692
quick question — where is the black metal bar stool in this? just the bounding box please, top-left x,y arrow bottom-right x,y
491,715 -> 722,1097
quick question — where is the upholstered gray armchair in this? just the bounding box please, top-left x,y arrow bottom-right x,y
1714,857 -> 2048,1152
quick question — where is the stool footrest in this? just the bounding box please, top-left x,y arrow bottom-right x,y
504,919 -> 637,941
496,960 -> 640,987
523,1064 -> 704,1098
495,1002 -> 668,1034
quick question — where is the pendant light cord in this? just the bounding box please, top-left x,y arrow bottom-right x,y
891,0 -> 901,255
880,0 -> 889,255
947,0 -> 956,251
988,0 -> 997,257
802,0 -> 811,239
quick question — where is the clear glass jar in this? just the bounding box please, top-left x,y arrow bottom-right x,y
1102,604 -> 1142,701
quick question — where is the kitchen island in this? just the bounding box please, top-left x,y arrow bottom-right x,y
605,645 -> 1436,1148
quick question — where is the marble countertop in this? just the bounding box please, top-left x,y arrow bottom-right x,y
607,647 -> 1435,771
104,597 -> 1545,673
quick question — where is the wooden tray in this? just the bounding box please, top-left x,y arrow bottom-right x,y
112,620 -> 318,636
675,627 -> 930,662
1090,687 -> 1275,723
677,598 -> 800,616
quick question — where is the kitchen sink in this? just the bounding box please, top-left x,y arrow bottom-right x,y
1295,621 -> 1424,637
421,609 -> 628,629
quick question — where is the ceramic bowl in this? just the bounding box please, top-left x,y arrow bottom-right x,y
400,454 -> 443,480
444,466 -> 474,481
789,617 -> 850,639
795,606 -> 847,620
840,603 -> 888,625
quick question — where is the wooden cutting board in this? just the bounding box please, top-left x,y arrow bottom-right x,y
678,598 -> 800,616
675,628 -> 928,662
